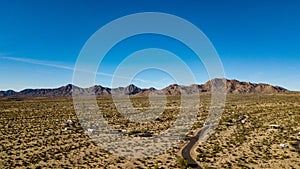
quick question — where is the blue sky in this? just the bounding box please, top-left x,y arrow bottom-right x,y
0,0 -> 299,91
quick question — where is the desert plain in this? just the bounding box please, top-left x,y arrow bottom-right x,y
0,93 -> 299,169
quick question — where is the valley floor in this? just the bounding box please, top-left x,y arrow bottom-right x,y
0,93 -> 299,168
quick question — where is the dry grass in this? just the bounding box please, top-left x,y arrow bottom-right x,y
196,93 -> 300,168
0,93 -> 299,168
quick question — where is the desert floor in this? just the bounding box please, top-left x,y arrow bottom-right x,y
0,93 -> 299,168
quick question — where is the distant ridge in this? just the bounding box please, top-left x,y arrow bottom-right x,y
0,79 -> 289,98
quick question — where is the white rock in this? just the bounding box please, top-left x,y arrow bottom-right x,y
269,124 -> 280,128
66,119 -> 73,124
279,143 -> 288,148
87,128 -> 94,133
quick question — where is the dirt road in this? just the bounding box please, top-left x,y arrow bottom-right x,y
181,126 -> 210,169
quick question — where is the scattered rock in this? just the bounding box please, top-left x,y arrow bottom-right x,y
226,122 -> 233,126
279,143 -> 288,148
87,128 -> 94,133
269,124 -> 280,129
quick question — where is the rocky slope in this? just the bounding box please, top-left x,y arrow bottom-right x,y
0,79 -> 288,97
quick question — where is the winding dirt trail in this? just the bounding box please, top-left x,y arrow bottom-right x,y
181,126 -> 210,169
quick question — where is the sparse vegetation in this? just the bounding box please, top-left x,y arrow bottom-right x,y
0,93 -> 299,168
195,93 -> 300,168
177,157 -> 188,169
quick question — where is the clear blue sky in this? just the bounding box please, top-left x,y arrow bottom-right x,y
0,0 -> 299,91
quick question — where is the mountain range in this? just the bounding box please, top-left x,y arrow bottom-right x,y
0,79 -> 288,98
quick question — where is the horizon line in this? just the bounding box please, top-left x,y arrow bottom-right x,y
0,78 -> 294,93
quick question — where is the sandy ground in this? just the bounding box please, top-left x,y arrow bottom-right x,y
0,94 -> 299,168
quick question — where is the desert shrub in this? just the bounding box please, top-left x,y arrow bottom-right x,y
177,157 -> 188,169
127,129 -> 149,135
